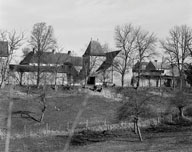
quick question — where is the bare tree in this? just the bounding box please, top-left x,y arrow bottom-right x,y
134,27 -> 157,88
114,24 -> 137,87
164,52 -> 176,89
0,30 -> 24,88
170,91 -> 192,121
117,89 -> 156,141
29,22 -> 57,87
161,25 -> 192,90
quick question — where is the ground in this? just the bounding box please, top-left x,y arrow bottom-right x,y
0,85 -> 192,152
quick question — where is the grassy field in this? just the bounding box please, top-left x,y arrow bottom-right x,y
0,85 -> 192,152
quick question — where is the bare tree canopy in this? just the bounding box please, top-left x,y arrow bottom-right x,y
30,22 -> 56,52
114,24 -> 157,87
29,22 -> 57,87
134,27 -> 157,61
0,30 -> 25,88
133,27 -> 157,88
114,24 -> 136,87
161,25 -> 192,90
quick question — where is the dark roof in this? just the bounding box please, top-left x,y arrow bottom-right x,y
132,61 -> 149,72
0,41 -> 8,57
133,61 -> 173,73
96,50 -> 120,73
20,51 -> 82,66
83,40 -> 106,57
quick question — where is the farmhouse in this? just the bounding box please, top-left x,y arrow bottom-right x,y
9,40 -> 120,86
10,50 -> 82,86
132,61 -> 181,87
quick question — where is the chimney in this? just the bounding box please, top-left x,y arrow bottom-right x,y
154,60 -> 158,69
68,50 -> 71,56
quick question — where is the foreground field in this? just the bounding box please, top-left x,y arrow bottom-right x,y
0,86 -> 192,152
1,127 -> 192,152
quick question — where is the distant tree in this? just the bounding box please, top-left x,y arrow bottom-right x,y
170,91 -> 192,120
185,64 -> 192,87
29,22 -> 57,87
117,89 -> 156,141
161,25 -> 192,90
114,24 -> 137,87
134,27 -> 157,88
0,30 -> 25,88
164,50 -> 177,89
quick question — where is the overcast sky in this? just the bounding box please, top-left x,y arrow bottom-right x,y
1,0 -> 192,58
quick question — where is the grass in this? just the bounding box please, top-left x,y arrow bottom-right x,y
2,127 -> 192,152
1,85 -> 192,152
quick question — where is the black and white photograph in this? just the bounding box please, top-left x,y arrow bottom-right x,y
1,0 -> 192,151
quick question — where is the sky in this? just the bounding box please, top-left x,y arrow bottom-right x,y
1,0 -> 192,61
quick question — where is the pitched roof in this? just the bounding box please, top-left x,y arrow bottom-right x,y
151,61 -> 170,69
0,41 -> 8,57
20,51 -> 83,66
83,40 -> 106,57
132,61 -> 149,71
96,50 -> 120,73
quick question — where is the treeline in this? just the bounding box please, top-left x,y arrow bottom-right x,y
1,22 -> 192,89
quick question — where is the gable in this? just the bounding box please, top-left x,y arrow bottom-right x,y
146,61 -> 156,71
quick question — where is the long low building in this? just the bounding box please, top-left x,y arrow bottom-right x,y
9,40 -> 120,86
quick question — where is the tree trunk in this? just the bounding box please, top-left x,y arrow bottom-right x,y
133,120 -> 137,134
54,72 -> 58,91
36,54 -> 41,88
136,119 -> 143,141
0,79 -> 5,89
121,74 -> 125,87
178,107 -> 184,119
137,77 -> 140,88
39,110 -> 45,122
19,72 -> 23,86
39,93 -> 47,122
0,58 -> 9,88
37,69 -> 40,88
148,78 -> 151,87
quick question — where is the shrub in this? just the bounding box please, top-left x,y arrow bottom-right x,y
184,106 -> 192,117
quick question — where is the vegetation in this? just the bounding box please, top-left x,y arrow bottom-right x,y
114,24 -> 157,87
169,91 -> 192,120
161,25 -> 192,90
0,30 -> 24,88
29,22 -> 57,87
1,21 -> 192,151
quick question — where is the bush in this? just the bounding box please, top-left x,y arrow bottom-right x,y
184,106 -> 192,117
